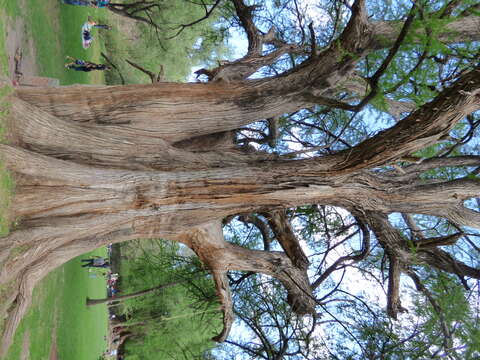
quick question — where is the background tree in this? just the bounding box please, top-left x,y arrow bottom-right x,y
106,0 -> 223,32
0,0 -> 480,357
101,0 -> 232,85
106,239 -> 221,359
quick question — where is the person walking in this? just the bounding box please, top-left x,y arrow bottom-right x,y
81,256 -> 110,268
65,56 -> 110,72
62,0 -> 110,8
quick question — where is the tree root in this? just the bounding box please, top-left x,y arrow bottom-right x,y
0,271 -> 36,358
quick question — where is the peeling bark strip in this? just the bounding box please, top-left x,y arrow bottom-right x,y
1,0 -> 480,355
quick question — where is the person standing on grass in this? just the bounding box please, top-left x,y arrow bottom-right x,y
81,256 -> 110,268
62,0 -> 110,8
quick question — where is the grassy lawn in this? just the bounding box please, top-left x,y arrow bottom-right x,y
1,0 -> 110,358
4,248 -> 108,360
25,0 -> 106,85
56,253 -> 109,360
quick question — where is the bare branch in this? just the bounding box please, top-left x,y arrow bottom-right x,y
125,59 -> 164,83
386,255 -> 406,319
168,0 -> 223,39
312,217 -> 370,289
100,52 -> 125,85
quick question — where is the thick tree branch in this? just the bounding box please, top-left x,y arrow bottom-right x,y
330,64 -> 480,173
364,211 -> 480,292
262,210 -> 310,271
386,255 -> 406,319
388,156 -> 480,182
210,270 -> 234,342
414,232 -> 463,249
418,248 -> 480,281
196,0 -> 307,82
232,0 -> 264,55
177,221 -> 316,343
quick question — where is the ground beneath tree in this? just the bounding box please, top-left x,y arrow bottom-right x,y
4,10 -> 38,83
1,10 -> 39,357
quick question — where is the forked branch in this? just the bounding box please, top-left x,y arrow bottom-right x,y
177,221 -> 316,341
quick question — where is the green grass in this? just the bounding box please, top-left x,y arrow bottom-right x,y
4,248 -> 108,360
0,0 -> 20,19
24,0 -> 105,85
0,0 -> 14,238
56,251 -> 109,360
0,1 -> 109,358
0,19 -> 9,76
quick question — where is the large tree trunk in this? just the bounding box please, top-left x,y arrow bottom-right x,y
1,62 -> 479,352
0,64 -> 479,352
1,1 -> 480,355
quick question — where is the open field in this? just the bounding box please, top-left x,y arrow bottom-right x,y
4,249 -> 108,360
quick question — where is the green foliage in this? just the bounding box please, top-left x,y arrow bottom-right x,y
0,24 -> 14,236
411,270 -> 480,358
369,93 -> 389,113
118,239 -> 221,359
0,18 -> 10,77
103,0 -> 231,84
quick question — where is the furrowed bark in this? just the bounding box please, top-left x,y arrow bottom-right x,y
365,212 -> 480,283
8,97 -> 264,170
11,1 -> 370,139
1,2 -> 479,355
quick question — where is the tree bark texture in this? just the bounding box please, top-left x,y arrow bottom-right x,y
1,3 -> 480,355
